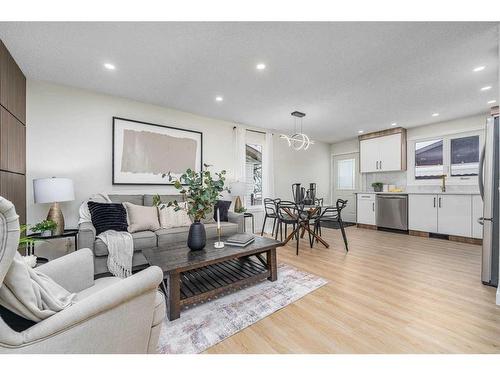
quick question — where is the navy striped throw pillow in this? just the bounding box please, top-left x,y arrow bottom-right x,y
87,201 -> 128,235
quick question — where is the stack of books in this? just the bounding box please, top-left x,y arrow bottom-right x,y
225,233 -> 255,247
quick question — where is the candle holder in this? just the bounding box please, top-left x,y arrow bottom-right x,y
214,227 -> 224,248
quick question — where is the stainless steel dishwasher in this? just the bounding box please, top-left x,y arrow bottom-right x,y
376,194 -> 408,230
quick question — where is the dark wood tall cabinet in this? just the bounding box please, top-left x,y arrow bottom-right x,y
0,40 -> 26,223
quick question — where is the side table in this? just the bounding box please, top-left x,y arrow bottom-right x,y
27,229 -> 79,265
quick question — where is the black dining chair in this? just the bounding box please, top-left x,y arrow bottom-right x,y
313,199 -> 349,252
305,205 -> 323,248
314,197 -> 324,206
276,200 -> 309,255
261,198 -> 280,237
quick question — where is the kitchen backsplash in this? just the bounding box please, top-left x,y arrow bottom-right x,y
362,171 -> 479,194
363,171 -> 407,190
405,184 -> 480,193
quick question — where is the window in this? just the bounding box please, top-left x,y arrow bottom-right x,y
450,135 -> 479,176
337,158 -> 355,190
409,130 -> 484,186
415,139 -> 444,179
245,143 -> 263,207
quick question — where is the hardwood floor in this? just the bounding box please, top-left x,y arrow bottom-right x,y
204,226 -> 500,353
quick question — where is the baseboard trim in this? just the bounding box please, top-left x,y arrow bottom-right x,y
409,230 -> 429,238
356,223 -> 377,230
448,235 -> 482,245
408,230 -> 482,245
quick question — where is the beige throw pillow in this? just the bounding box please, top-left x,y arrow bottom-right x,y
123,202 -> 160,233
159,202 -> 192,229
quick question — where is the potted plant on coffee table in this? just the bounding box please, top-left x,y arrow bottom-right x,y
164,164 -> 228,251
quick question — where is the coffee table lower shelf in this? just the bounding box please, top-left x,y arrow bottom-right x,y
178,256 -> 270,307
142,236 -> 280,321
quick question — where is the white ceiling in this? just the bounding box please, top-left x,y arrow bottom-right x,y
0,22 -> 498,143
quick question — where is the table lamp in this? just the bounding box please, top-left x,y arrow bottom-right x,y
231,181 -> 246,212
33,177 -> 75,235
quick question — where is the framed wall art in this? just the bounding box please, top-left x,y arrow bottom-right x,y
112,117 -> 203,185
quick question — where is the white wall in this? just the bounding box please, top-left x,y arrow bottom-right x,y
273,136 -> 331,204
406,114 -> 486,141
26,80 -> 332,232
331,138 -> 358,156
27,80 -> 237,228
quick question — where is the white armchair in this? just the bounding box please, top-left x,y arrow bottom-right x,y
0,197 -> 166,354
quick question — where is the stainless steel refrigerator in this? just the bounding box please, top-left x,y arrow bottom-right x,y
478,115 -> 499,287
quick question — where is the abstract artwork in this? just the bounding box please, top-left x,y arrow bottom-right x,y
112,117 -> 203,185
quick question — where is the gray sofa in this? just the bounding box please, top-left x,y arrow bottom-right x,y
78,194 -> 244,277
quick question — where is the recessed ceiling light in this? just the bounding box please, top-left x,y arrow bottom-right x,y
432,113 -> 439,117
480,86 -> 492,91
487,100 -> 496,104
256,63 -> 266,70
215,96 -> 223,102
104,63 -> 116,70
358,130 -> 364,134
391,122 -> 397,126
473,66 -> 485,72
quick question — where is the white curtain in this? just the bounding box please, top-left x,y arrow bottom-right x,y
262,132 -> 275,199
262,132 -> 276,232
233,126 -> 246,182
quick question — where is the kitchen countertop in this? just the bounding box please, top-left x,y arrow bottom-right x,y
355,191 -> 480,195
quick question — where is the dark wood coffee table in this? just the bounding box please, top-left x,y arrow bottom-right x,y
142,236 -> 283,321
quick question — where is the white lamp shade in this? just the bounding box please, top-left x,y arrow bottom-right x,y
33,177 -> 75,204
230,181 -> 246,197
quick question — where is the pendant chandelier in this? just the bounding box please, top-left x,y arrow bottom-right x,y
280,111 -> 314,151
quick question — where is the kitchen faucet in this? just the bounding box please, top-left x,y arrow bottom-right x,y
440,174 -> 446,192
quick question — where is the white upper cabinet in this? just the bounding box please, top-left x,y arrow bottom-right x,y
359,138 -> 379,173
359,129 -> 406,173
378,133 -> 402,171
437,195 -> 472,237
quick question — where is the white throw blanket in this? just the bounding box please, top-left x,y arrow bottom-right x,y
78,193 -> 112,225
97,230 -> 134,279
0,252 -> 76,322
78,193 -> 133,278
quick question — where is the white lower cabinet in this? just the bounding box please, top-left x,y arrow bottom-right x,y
409,194 -> 474,238
472,195 -> 483,239
357,194 -> 376,225
437,195 -> 471,237
409,194 -> 438,232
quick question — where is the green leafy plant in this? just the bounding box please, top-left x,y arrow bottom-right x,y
234,206 -> 246,213
31,219 -> 57,233
152,194 -> 162,207
18,224 -> 36,247
160,164 -> 228,222
371,182 -> 384,191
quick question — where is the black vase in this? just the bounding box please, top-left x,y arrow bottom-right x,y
187,221 -> 206,251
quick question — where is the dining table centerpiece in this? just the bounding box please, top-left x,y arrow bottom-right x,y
165,164 -> 228,251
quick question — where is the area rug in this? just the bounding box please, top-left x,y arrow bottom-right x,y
157,263 -> 327,354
